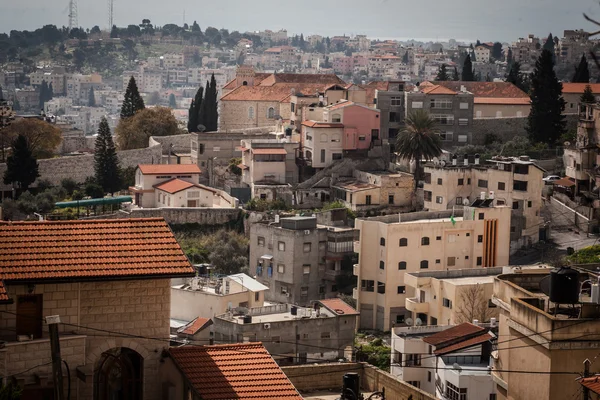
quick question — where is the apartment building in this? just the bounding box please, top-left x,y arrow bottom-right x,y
213,300 -> 358,365
557,30 -> 591,66
353,206 -> 511,331
250,212 -> 357,305
405,84 -> 474,148
511,35 -> 541,66
372,81 -> 405,145
391,323 -> 496,397
491,268 -> 600,400
474,45 -> 492,62
423,156 -> 544,251
262,46 -> 297,69
404,267 -> 502,326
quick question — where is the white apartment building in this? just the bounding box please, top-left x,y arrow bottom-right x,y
391,323 -> 496,398
474,45 -> 492,62
44,96 -> 73,115
353,206 -> 511,331
423,156 -> 545,252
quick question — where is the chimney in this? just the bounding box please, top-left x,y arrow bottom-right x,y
472,319 -> 479,326
474,153 -> 480,165
490,317 -> 497,327
452,155 -> 457,166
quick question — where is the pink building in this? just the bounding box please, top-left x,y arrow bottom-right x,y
333,56 -> 354,75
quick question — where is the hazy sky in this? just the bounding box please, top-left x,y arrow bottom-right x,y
1,0 -> 599,43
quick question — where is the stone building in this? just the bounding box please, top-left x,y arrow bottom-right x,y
0,218 -> 195,400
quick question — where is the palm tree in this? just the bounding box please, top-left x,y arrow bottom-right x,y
395,110 -> 443,190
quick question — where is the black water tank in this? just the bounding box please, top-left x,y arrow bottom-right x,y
343,372 -> 360,399
549,267 -> 580,304
243,315 -> 252,324
291,306 -> 298,316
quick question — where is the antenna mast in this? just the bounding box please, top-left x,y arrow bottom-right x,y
68,0 -> 78,31
108,0 -> 114,30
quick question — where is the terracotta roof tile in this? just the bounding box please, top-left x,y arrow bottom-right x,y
421,85 -> 457,95
562,83 -> 600,94
302,121 -> 345,128
178,317 -> 213,335
138,164 -> 201,175
0,218 -> 195,285
434,331 -> 493,355
258,73 -> 345,87
326,100 -> 354,110
579,376 -> 600,395
154,178 -> 196,194
221,83 -> 331,102
169,343 -> 302,399
222,73 -> 271,90
435,81 -> 528,98
423,322 -> 485,346
318,298 -> 359,315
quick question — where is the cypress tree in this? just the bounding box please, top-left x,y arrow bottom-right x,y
120,76 -> 145,119
452,66 -> 459,81
436,64 -> 450,81
461,55 -> 475,81
526,49 -> 566,144
89,87 -> 96,107
581,84 -> 595,103
169,93 -> 177,108
0,85 -> 4,100
208,73 -> 219,131
572,54 -> 590,83
187,100 -> 197,132
198,80 -> 210,130
94,117 -> 121,194
3,134 -> 40,191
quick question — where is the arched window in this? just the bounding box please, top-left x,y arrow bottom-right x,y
332,113 -> 341,123
421,237 -> 430,246
242,80 -> 248,86
380,238 -> 386,246
420,260 -> 429,269
398,261 -> 407,270
399,238 -> 408,247
248,106 -> 254,119
95,348 -> 143,400
267,107 -> 275,119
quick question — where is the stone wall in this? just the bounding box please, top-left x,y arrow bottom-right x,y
471,114 -> 578,145
58,134 -> 96,154
0,144 -> 162,191
126,206 -> 241,225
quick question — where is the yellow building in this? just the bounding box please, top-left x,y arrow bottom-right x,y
353,205 -> 511,331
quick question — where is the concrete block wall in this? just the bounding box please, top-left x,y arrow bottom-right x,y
149,134 -> 193,155
127,207 -> 241,225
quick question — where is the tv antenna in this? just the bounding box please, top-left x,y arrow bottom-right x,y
107,0 -> 114,30
68,0 -> 78,31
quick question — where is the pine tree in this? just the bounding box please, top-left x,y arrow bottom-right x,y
89,87 -> 96,107
120,76 -> 145,119
208,73 -> 219,131
3,134 -> 39,191
581,84 -> 595,103
452,66 -> 459,81
198,80 -> 210,130
461,55 -> 475,81
169,93 -> 177,108
572,54 -> 590,83
436,64 -> 450,81
526,49 -> 566,144
94,117 -> 121,194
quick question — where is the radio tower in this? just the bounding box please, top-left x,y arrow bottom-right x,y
108,0 -> 114,30
68,0 -> 78,30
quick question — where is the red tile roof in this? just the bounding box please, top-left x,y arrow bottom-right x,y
318,298 -> 359,315
434,81 -> 529,99
562,83 -> 600,94
0,219 -> 195,285
169,343 -> 302,399
178,317 -> 213,335
138,164 -> 201,175
423,323 -> 484,346
302,121 -> 345,128
579,376 -> 600,394
252,148 -> 287,155
258,73 -> 345,87
421,85 -> 457,95
154,178 -> 196,194
222,73 -> 272,90
221,83 -> 332,102
434,331 -> 493,355
326,100 -> 355,110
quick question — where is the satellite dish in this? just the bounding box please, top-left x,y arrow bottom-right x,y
197,124 -> 206,132
564,141 -> 571,146
440,160 -> 447,167
415,318 -> 423,326
463,198 -> 470,206
405,317 -> 414,326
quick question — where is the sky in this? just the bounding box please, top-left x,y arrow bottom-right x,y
1,0 -> 599,43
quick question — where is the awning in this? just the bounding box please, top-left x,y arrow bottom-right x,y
260,255 -> 273,260
552,178 -> 575,187
252,148 -> 287,155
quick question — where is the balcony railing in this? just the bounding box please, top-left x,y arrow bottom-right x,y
406,297 -> 430,313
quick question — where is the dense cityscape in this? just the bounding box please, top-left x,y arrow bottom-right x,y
1,3 -> 600,400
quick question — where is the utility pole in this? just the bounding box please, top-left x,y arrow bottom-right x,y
583,358 -> 591,400
47,315 -> 64,400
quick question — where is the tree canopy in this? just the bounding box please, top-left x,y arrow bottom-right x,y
461,55 -> 475,81
572,54 -> 590,83
581,84 -> 595,103
120,76 -> 145,119
436,64 -> 450,81
94,117 -> 121,193
3,134 -> 40,192
116,107 -> 185,150
506,62 -> 529,94
2,118 -> 62,159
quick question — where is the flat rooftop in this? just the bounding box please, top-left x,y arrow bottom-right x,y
441,275 -> 495,285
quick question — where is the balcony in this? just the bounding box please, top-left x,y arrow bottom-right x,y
353,264 -> 359,277
353,241 -> 361,253
353,287 -> 358,300
406,297 -> 430,313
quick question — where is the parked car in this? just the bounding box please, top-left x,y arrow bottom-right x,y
543,175 -> 560,184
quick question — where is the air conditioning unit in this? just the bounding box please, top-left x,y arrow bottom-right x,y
263,323 -> 271,329
304,230 -> 311,235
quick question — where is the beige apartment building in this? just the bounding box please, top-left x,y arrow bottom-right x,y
423,156 -> 544,252
353,205 -> 511,331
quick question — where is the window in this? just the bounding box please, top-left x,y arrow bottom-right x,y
380,238 -> 386,246
359,136 -> 366,141
421,237 -> 430,246
428,371 -> 432,382
407,381 -> 421,389
430,99 -> 452,109
331,135 -> 341,142
303,265 -> 311,274
479,212 -> 484,220
332,153 -> 343,160
498,182 -> 506,190
457,134 -> 468,143
447,256 -> 456,266
320,149 -> 326,163
371,129 -> 380,138
291,103 -> 295,112
199,144 -> 205,154
397,286 -> 406,294
255,292 -> 260,301
455,197 -> 463,205
436,196 -> 443,204
320,332 -> 331,339
432,114 -> 454,125
377,281 -> 386,294
399,238 -> 408,247
446,381 -> 467,400
398,262 -> 407,270
423,173 -> 432,184
277,264 -> 285,273
490,395 -> 497,400
436,259 -> 441,264
396,315 -> 405,324
248,106 -> 254,119
267,107 -> 275,119
405,354 -> 422,366
420,260 -> 429,269
512,201 -> 519,210
411,101 -> 423,109
17,294 -> 43,339
303,243 -> 311,252
513,180 -> 528,191
438,131 -> 454,141
443,298 -> 453,308
458,178 -> 464,185
389,111 -> 401,122
460,102 -> 469,109
511,226 -> 516,233
458,118 -> 469,126
332,113 -> 341,122
301,287 -> 308,297
478,235 -> 483,243
424,191 -> 432,202
528,200 -> 533,208
361,280 -> 375,292
281,286 -> 289,294
366,195 -> 372,205
258,237 -> 265,246
477,257 -> 483,266
388,195 -> 394,205
320,134 -> 328,143
391,96 -> 402,106
96,348 -> 143,400
436,236 -> 442,240
278,242 -> 285,251
514,164 -> 529,174
437,178 -> 443,185
478,179 -> 488,188
379,261 -> 385,270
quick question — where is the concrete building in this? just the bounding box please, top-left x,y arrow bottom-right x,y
250,212 -> 357,305
0,218 -> 195,400
405,84 -> 474,147
423,156 -> 545,251
562,83 -> 600,114
353,206 -> 511,331
370,81 -> 405,146
404,267 -> 502,326
391,323 -> 496,397
511,35 -> 541,66
129,164 -> 202,208
171,273 -> 267,321
491,268 -> 600,400
213,299 -> 358,365
474,45 -> 492,62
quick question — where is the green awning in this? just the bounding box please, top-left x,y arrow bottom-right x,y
55,196 -> 133,208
